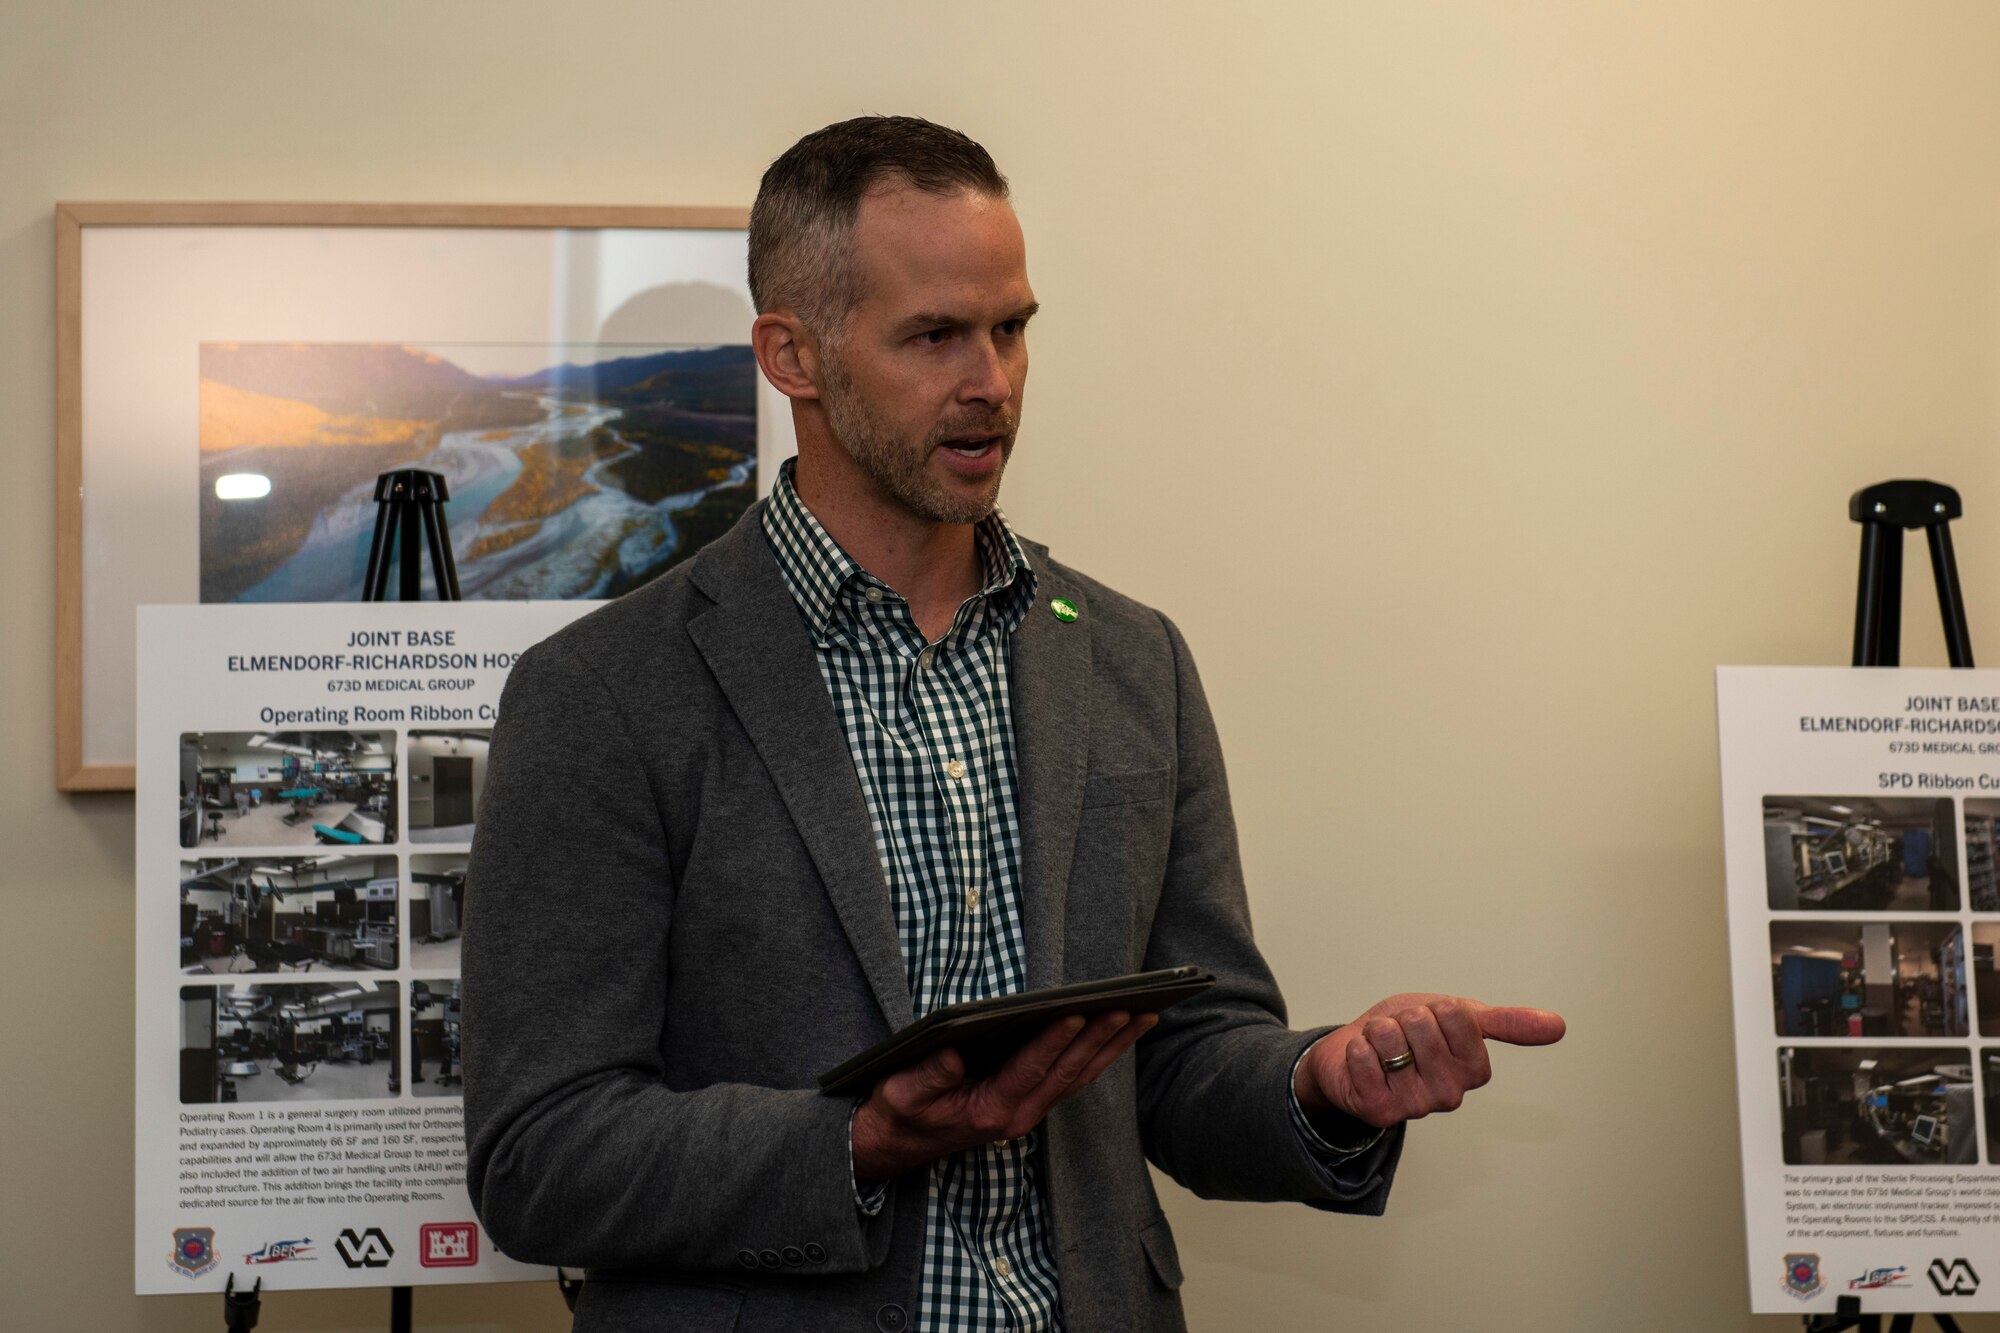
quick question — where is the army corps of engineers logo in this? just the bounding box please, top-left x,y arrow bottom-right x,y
1784,1253 -> 1824,1300
170,1227 -> 218,1279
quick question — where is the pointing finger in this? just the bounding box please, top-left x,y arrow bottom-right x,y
1472,1005 -> 1567,1046
1431,999 -> 1485,1065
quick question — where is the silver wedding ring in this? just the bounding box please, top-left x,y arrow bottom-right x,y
1380,1050 -> 1416,1074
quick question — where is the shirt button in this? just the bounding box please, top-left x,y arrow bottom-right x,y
917,648 -> 934,670
945,759 -> 967,780
993,1256 -> 1013,1278
965,886 -> 980,911
864,587 -> 884,604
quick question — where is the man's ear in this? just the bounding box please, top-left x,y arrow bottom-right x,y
752,311 -> 822,401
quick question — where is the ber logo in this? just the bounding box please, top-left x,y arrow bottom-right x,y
1929,1258 -> 1980,1296
335,1227 -> 394,1269
419,1222 -> 479,1268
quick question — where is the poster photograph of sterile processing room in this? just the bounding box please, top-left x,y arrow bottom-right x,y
178,731 -> 396,848
408,854 -> 465,970
179,981 -> 401,1104
180,855 -> 398,975
1981,1052 -> 2000,1161
1768,920 -> 1968,1038
1777,1046 -> 1976,1166
1763,796 -> 1960,912
1962,798 -> 2000,910
407,729 -> 489,843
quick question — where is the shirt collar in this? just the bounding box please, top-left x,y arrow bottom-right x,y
762,457 -> 1037,643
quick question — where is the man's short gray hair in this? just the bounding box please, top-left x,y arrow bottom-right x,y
749,116 -> 1009,339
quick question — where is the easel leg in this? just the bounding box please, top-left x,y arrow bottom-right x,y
366,504 -> 401,602
1855,521 -> 1895,666
419,501 -> 459,601
1925,521 -> 1975,667
399,501 -> 422,601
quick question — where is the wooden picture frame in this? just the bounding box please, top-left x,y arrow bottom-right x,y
57,202 -> 763,791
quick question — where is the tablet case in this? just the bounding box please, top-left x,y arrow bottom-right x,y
818,965 -> 1216,1098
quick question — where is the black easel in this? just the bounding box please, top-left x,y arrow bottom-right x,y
222,1273 -> 260,1332
367,467 -> 463,1333
216,470 -> 465,1332
1809,481 -> 1975,1333
1807,1292 -> 1965,1333
363,469 -> 462,602
1850,480 -> 1972,668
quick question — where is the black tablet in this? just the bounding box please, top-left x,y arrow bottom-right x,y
818,966 -> 1216,1098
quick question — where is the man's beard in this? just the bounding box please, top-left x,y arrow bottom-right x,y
820,353 -> 1016,526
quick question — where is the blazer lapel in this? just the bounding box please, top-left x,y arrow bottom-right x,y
687,510 -> 915,1031
1010,551 -> 1091,991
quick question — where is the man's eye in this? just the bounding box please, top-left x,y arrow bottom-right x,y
999,320 -> 1024,336
920,329 -> 950,345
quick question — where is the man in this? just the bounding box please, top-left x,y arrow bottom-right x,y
463,116 -> 1564,1332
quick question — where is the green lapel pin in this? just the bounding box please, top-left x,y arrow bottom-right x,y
1050,597 -> 1078,623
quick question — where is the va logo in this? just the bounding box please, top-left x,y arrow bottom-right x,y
1784,1253 -> 1823,1300
1929,1258 -> 1980,1296
170,1227 -> 218,1279
335,1227 -> 394,1268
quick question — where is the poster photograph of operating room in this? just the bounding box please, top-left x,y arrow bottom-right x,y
408,854 -> 465,970
180,855 -> 398,974
1768,921 -> 1968,1038
178,731 -> 395,848
180,981 -> 401,1104
1777,1046 -> 1976,1166
1763,796 -> 1960,911
407,729 -> 488,843
408,980 -> 463,1099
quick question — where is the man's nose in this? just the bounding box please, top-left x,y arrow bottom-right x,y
959,336 -> 1014,407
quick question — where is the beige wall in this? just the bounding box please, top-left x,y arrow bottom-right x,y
9,1 -> 2000,1328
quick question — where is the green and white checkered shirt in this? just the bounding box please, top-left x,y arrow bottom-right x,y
764,459 -> 1375,1329
764,459 -> 1062,1332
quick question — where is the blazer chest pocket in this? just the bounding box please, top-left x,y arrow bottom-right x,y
1081,768 -> 1171,810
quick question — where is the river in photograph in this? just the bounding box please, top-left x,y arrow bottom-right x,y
237,396 -> 750,602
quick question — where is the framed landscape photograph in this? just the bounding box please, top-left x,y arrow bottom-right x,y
57,203 -> 788,790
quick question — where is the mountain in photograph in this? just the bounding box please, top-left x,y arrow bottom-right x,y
199,342 -> 756,604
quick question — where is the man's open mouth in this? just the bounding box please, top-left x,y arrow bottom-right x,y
942,436 -> 1000,458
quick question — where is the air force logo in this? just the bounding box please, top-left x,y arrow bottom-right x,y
170,1227 -> 218,1279
1785,1253 -> 1824,1300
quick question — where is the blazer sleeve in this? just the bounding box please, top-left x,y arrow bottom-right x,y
461,638 -> 896,1272
1132,613 -> 1404,1213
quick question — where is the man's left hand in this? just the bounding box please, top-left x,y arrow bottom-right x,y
1294,993 -> 1566,1129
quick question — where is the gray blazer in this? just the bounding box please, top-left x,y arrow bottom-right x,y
462,503 -> 1400,1332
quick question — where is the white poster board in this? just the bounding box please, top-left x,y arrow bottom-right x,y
1720,667 -> 2000,1313
137,601 -> 592,1293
